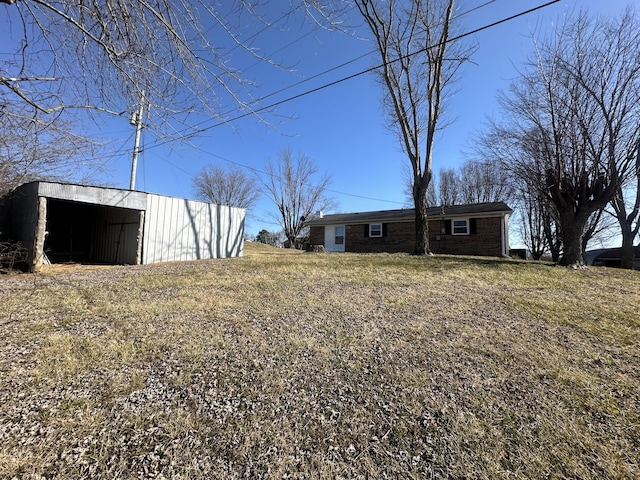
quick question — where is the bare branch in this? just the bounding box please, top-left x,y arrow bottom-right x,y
477,8 -> 640,266
260,146 -> 334,248
192,164 -> 260,210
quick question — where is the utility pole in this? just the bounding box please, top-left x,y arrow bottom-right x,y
129,90 -> 146,190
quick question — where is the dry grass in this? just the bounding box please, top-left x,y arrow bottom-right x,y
1,243 -> 638,479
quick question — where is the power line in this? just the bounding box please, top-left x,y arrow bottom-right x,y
155,144 -> 407,206
116,1 -> 561,207
211,0 -> 562,129
219,1 -> 496,118
141,0 -> 560,152
212,0 -> 497,128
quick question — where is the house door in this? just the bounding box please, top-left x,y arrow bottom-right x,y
324,225 -> 345,252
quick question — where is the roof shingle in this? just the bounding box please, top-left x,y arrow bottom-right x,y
305,202 -> 512,226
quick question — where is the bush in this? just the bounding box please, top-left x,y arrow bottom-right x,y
0,241 -> 28,273
255,229 -> 281,247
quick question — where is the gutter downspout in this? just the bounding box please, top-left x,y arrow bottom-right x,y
501,213 -> 511,257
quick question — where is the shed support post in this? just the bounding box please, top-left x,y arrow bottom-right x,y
136,210 -> 145,265
32,196 -> 47,272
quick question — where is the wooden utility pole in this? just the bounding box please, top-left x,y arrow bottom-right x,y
129,91 -> 146,190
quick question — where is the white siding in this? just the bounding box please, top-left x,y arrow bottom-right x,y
142,194 -> 245,264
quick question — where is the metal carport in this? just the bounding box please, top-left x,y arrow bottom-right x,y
3,181 -> 245,272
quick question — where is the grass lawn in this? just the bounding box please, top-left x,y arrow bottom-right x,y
1,242 -> 639,479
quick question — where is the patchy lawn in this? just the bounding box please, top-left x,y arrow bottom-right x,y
1,243 -> 638,479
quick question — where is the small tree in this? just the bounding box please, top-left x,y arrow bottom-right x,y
611,165 -> 640,268
515,180 -> 560,261
193,164 -> 260,209
458,159 -> 514,205
609,142 -> 640,268
355,0 -> 475,255
261,147 -> 333,249
255,229 -> 281,247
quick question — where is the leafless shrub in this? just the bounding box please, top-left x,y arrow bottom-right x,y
0,240 -> 27,272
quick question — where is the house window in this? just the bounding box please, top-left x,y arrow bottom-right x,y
452,219 -> 469,235
369,223 -> 382,237
335,226 -> 344,245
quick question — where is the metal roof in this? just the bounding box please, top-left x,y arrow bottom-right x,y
35,181 -> 148,210
305,202 -> 513,226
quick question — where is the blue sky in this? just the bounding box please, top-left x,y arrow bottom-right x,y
2,0 -> 634,240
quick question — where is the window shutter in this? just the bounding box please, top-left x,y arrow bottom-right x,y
364,224 -> 369,237
444,219 -> 452,235
382,223 -> 388,237
470,218 -> 477,234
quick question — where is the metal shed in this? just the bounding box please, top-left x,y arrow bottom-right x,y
4,181 -> 245,271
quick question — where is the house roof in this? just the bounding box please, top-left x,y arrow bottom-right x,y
591,245 -> 640,260
305,201 -> 513,226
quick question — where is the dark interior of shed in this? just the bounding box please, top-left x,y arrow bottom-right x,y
44,199 -> 141,265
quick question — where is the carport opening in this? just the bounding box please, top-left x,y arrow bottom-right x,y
44,199 -> 142,265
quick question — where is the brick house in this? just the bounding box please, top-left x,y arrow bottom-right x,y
305,202 -> 513,257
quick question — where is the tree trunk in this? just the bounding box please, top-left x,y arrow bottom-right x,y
611,154 -> 640,269
413,184 -> 432,255
558,212 -> 586,266
542,215 -> 560,262
619,228 -> 636,269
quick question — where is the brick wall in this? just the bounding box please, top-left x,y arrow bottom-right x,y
429,217 -> 504,256
346,222 -> 414,253
308,216 -> 505,257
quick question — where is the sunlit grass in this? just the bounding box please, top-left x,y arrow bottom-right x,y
0,242 -> 638,478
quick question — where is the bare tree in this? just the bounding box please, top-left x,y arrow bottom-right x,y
610,142 -> 640,268
517,186 -> 552,261
261,146 -> 333,249
458,159 -> 514,205
411,159 -> 513,209
438,168 -> 460,206
1,1 -> 348,141
355,0 -> 475,255
193,164 -> 260,210
512,175 -> 560,261
475,124 -> 558,261
0,106 -> 100,196
483,9 -> 640,266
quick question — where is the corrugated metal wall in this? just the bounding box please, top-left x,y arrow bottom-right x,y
91,207 -> 142,265
38,182 -> 147,210
143,194 -> 244,264
5,182 -> 245,268
8,182 -> 40,257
